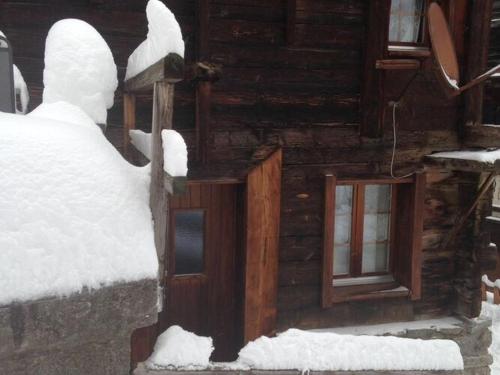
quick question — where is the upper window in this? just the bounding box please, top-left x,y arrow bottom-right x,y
389,0 -> 426,45
322,175 -> 426,306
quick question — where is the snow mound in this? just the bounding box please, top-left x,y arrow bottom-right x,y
130,129 -> 152,160
481,289 -> 500,374
0,112 -> 157,305
147,326 -> 213,369
43,19 -> 118,124
125,0 -> 184,80
162,129 -> 188,177
29,101 -> 99,132
0,29 -> 30,114
238,328 -> 463,371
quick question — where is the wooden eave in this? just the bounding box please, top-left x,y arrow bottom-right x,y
186,145 -> 281,185
424,153 -> 500,173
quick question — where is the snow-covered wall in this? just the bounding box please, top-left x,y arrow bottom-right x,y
0,109 -> 157,305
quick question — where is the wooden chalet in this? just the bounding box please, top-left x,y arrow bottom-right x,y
3,0 -> 500,369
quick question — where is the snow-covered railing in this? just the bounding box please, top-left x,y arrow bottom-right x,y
482,275 -> 500,304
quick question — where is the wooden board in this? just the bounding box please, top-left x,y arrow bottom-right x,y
244,149 -> 282,342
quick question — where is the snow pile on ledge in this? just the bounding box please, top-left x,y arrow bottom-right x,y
0,29 -> 30,114
238,329 -> 464,371
147,326 -> 213,369
125,0 -> 184,80
429,149 -> 500,164
43,19 -> 118,124
0,110 -> 157,305
162,129 -> 188,176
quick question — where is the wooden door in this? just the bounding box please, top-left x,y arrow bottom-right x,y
159,183 -> 242,361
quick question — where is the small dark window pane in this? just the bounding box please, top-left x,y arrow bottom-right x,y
174,210 -> 204,275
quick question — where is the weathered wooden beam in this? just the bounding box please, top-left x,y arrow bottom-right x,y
150,81 -> 175,286
375,59 -> 420,70
124,53 -> 184,92
464,124 -> 500,149
163,173 -> 187,195
463,0 -> 494,128
123,92 -> 136,158
442,173 -> 496,249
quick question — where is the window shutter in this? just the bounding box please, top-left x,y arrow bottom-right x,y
392,172 -> 426,300
322,175 -> 336,308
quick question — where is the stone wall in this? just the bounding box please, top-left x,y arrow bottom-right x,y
0,278 -> 157,375
134,317 -> 492,375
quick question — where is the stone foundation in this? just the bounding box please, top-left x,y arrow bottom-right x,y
0,278 -> 157,375
134,316 -> 492,375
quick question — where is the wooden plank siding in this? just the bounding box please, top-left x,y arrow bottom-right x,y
1,0 -> 494,334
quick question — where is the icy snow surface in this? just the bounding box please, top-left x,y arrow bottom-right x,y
125,0 -> 184,80
147,326 -> 214,369
0,29 -> 30,114
130,129 -> 152,160
162,129 -> 188,176
43,19 -> 118,124
0,110 -> 157,305
429,149 -> 500,164
312,317 -> 462,336
238,328 -> 464,371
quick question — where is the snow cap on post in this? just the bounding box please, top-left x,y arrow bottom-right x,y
162,129 -> 188,177
125,0 -> 185,80
43,19 -> 118,125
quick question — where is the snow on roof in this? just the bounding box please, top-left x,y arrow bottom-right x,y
42,19 -> 118,124
125,0 -> 185,80
238,328 -> 463,371
0,29 -> 30,114
0,107 -> 157,306
429,148 -> 500,164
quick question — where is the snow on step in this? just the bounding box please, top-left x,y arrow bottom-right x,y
42,19 -> 117,124
146,326 -> 213,370
130,129 -> 153,160
238,328 -> 464,371
0,110 -> 157,306
125,0 -> 185,80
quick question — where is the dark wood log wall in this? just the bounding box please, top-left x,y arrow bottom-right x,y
0,0 -> 488,329
484,0 -> 500,123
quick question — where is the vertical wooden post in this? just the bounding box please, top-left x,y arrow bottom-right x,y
463,0 -> 494,128
150,81 -> 175,285
494,286 -> 500,305
196,0 -> 212,163
481,281 -> 487,301
123,93 -> 136,158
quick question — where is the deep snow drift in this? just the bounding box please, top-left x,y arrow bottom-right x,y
43,19 -> 118,124
125,0 -> 184,80
0,108 -> 158,305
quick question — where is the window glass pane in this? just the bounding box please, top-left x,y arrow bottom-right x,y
362,185 -> 391,274
333,185 -> 353,275
174,210 -> 204,275
389,0 -> 424,43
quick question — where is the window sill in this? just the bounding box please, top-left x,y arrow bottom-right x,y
330,282 -> 410,304
388,45 -> 431,58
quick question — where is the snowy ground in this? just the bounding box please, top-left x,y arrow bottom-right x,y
480,290 -> 500,374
